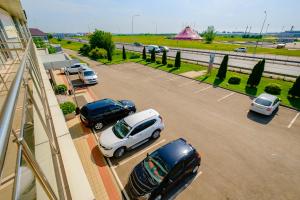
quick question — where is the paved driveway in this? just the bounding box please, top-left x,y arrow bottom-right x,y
66,52 -> 300,200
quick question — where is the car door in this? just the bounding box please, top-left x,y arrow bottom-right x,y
272,98 -> 280,111
126,124 -> 146,148
109,104 -> 125,121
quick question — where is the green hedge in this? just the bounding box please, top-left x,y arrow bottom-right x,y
264,83 -> 282,95
228,76 -> 241,85
54,84 -> 67,95
60,101 -> 76,115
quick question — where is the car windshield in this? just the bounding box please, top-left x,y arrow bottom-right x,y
143,152 -> 169,183
255,98 -> 272,106
84,71 -> 95,76
112,119 -> 131,139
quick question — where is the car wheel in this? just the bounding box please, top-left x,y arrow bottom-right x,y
94,122 -> 103,130
154,194 -> 162,200
192,165 -> 199,174
128,111 -> 135,115
151,130 -> 161,139
114,147 -> 125,158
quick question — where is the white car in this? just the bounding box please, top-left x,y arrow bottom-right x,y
146,45 -> 161,53
64,63 -> 89,74
234,47 -> 247,53
250,93 -> 280,115
78,68 -> 98,85
99,109 -> 164,158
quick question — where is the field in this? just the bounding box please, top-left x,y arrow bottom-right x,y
112,35 -> 300,57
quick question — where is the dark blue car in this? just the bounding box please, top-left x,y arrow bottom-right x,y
127,138 -> 201,200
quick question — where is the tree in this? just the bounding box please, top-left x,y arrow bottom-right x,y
47,33 -> 53,39
203,26 -> 216,44
79,44 -> 91,56
216,55 -> 229,79
288,75 -> 300,97
162,50 -> 167,65
107,48 -> 112,61
151,49 -> 156,62
142,47 -> 146,60
175,51 -> 181,68
122,46 -> 127,60
89,29 -> 115,53
247,59 -> 265,87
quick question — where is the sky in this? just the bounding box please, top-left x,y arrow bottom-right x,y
21,0 -> 300,34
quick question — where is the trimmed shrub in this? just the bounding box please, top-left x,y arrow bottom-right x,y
47,46 -> 56,54
129,54 -> 140,59
54,84 -> 67,95
175,51 -> 181,68
247,59 -> 265,87
57,38 -> 62,41
264,83 -> 282,95
167,63 -> 173,68
88,48 -> 107,60
67,41 -> 72,44
156,60 -> 161,64
151,49 -> 156,62
228,76 -> 241,85
146,58 -> 151,62
216,55 -> 229,80
122,46 -> 127,60
288,75 -> 300,97
60,101 -> 76,115
142,47 -> 146,60
162,50 -> 167,65
79,44 -> 91,56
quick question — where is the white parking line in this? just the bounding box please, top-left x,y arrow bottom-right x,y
178,80 -> 196,87
193,85 -> 212,93
288,112 -> 300,128
217,92 -> 235,102
107,158 -> 131,200
116,139 -> 166,167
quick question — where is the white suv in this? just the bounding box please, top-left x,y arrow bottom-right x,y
99,109 -> 164,158
78,68 -> 98,85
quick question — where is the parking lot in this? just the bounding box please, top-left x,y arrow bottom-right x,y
69,61 -> 300,200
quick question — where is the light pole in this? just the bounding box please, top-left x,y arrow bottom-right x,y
131,14 -> 140,34
254,10 -> 267,54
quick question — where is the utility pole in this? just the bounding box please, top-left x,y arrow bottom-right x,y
254,10 -> 267,54
131,14 -> 140,34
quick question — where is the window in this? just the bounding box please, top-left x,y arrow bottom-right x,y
130,119 -> 156,136
169,162 -> 184,180
273,98 -> 280,106
255,98 -> 272,107
109,104 -> 122,112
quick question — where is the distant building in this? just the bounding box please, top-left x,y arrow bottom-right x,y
52,33 -> 65,39
174,26 -> 202,40
29,28 -> 48,40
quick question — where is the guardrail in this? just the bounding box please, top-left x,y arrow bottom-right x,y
116,45 -> 297,80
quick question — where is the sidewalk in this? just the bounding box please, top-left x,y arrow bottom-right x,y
52,70 -> 122,200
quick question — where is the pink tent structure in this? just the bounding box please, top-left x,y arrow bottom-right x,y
174,26 -> 202,40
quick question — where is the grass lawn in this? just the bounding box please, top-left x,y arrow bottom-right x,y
111,35 -> 300,57
98,50 -> 141,65
50,38 -> 82,51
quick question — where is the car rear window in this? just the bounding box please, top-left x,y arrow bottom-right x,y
84,71 -> 95,76
255,98 -> 272,106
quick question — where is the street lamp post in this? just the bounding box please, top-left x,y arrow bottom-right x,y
131,14 -> 140,34
254,10 -> 267,54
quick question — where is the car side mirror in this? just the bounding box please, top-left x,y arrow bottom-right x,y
146,153 -> 149,157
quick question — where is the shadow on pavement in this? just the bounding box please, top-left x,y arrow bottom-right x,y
90,146 -> 107,167
247,109 -> 278,125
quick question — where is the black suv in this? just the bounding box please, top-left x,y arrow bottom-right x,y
80,98 -> 136,130
127,138 -> 201,200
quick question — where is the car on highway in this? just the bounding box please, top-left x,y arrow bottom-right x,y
64,63 -> 89,74
127,138 -> 201,200
250,93 -> 280,115
133,42 -> 143,47
99,109 -> 164,158
159,46 -> 169,52
80,98 -> 136,130
234,47 -> 247,52
78,68 -> 98,85
146,45 -> 161,53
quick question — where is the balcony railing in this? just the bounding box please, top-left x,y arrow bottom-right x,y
0,38 -> 70,200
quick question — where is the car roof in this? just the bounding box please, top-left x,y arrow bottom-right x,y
84,98 -> 116,110
257,93 -> 277,102
124,109 -> 159,127
153,138 -> 194,169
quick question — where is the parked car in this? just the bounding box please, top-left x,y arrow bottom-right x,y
127,138 -> 201,200
78,68 -> 98,85
133,42 -> 143,47
99,109 -> 164,158
146,45 -> 161,53
234,47 -> 247,53
159,46 -> 169,52
276,43 -> 286,49
64,63 -> 89,74
80,98 -> 136,130
250,93 -> 280,115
